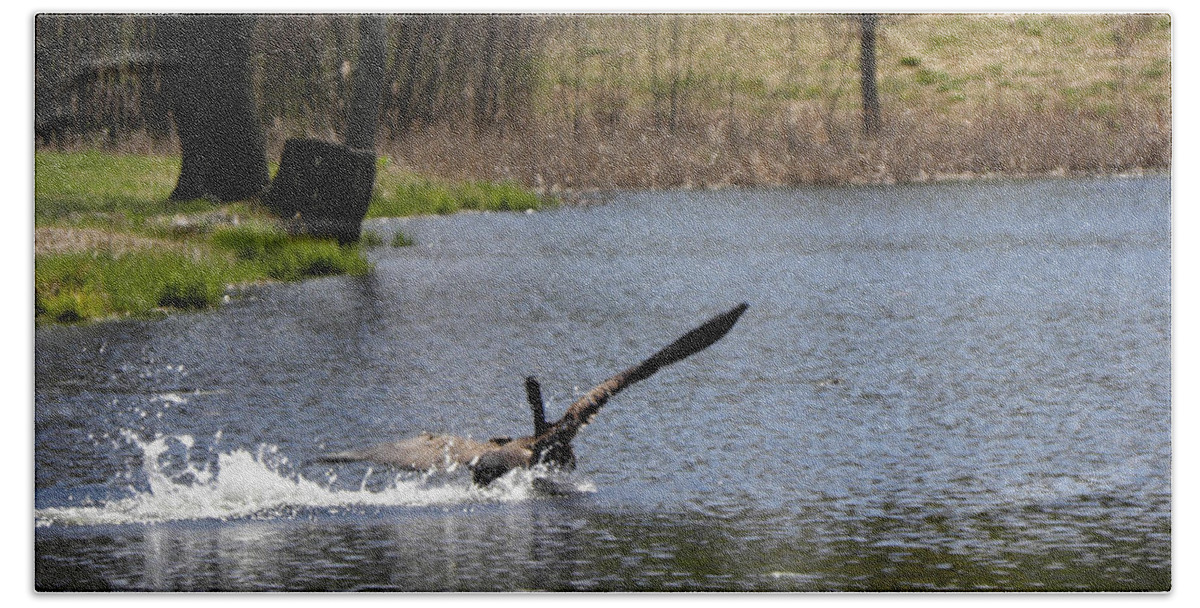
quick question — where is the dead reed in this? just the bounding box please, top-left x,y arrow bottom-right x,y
380,102 -> 1169,191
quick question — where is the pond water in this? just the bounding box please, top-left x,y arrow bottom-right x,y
34,176 -> 1171,591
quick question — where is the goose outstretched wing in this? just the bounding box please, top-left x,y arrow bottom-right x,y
532,302 -> 749,453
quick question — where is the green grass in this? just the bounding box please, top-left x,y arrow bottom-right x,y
35,151 -> 190,225
368,172 -> 551,218
260,238 -> 370,281
359,230 -> 385,248
209,222 -> 370,280
391,231 -> 415,248
35,225 -> 371,324
35,250 -> 237,323
34,150 -> 549,325
210,222 -> 293,261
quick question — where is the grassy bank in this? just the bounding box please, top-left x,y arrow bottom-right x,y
34,151 -> 553,325
366,160 -> 546,217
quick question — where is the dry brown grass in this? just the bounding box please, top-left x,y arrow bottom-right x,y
379,102 -> 1169,192
34,226 -> 207,257
37,227 -> 159,256
374,13 -> 1169,190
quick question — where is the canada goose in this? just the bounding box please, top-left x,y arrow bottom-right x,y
317,302 -> 749,486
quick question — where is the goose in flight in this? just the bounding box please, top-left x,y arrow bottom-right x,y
316,302 -> 749,486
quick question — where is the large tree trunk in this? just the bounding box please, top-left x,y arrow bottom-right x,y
152,15 -> 269,202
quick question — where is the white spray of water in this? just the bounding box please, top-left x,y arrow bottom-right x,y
36,431 -> 589,527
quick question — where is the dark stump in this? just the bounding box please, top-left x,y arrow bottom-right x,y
262,138 -> 377,244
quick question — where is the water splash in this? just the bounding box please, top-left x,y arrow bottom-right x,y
35,431 -> 589,527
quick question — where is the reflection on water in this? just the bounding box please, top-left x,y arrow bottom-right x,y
36,497 -> 1169,591
35,176 -> 1170,591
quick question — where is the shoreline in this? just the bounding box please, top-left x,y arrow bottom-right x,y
36,166 -> 1169,329
536,165 -> 1169,205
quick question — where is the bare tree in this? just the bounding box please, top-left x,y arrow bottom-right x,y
345,15 -> 386,149
859,13 -> 882,136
